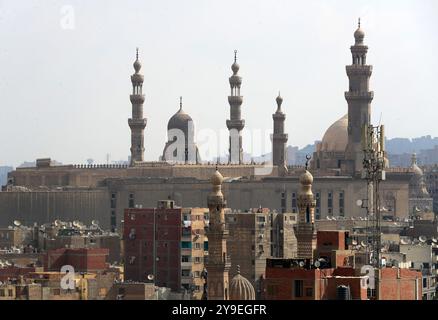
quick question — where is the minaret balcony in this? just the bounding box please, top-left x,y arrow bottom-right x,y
272,133 -> 288,142
344,91 -> 374,101
272,113 -> 286,121
228,96 -> 243,105
226,119 -> 245,131
346,65 -> 373,76
130,94 -> 145,104
128,118 -> 147,128
131,74 -> 144,83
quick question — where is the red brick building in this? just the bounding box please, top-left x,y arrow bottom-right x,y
44,248 -> 109,273
123,204 -> 182,289
0,266 -> 37,282
265,230 -> 423,300
123,200 -> 208,299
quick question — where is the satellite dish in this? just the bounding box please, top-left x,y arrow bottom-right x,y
432,238 -> 437,244
13,220 -> 22,227
400,238 -> 409,245
147,274 -> 154,281
360,241 -> 367,248
352,240 -> 358,246
91,220 -> 99,226
326,216 -> 332,221
356,199 -> 363,207
299,261 -> 305,267
419,236 -> 427,243
72,220 -> 80,227
332,217 -> 337,221
54,220 -> 61,227
314,261 -> 321,268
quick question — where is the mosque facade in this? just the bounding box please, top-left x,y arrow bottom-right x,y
1,22 -> 424,230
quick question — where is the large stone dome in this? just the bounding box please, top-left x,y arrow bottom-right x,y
167,107 -> 193,134
320,114 -> 348,152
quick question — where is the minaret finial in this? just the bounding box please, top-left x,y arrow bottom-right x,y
358,17 -> 361,28
305,155 -> 311,171
136,47 -> 139,60
179,96 -> 183,110
234,50 -> 237,63
237,265 -> 241,274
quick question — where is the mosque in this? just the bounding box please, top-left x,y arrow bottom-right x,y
1,21 -> 431,230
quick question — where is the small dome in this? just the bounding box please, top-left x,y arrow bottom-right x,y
231,62 -> 240,74
229,266 -> 255,300
133,59 -> 142,73
300,170 -> 313,186
410,154 -> 423,176
320,114 -> 348,152
210,170 -> 224,186
354,27 -> 365,44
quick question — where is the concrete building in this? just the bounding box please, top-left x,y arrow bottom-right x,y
123,200 -> 208,300
225,207 -> 297,298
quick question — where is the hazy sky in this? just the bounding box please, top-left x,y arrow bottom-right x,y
0,0 -> 437,167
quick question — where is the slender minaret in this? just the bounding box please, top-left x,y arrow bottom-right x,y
272,93 -> 288,174
345,19 -> 374,172
226,50 -> 245,164
295,157 -> 317,260
128,48 -> 147,165
206,169 -> 231,300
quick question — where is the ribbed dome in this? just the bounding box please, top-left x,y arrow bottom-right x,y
320,114 -> 348,152
300,170 -> 313,186
229,267 -> 255,300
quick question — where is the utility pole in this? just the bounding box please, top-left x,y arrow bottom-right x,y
362,124 -> 386,268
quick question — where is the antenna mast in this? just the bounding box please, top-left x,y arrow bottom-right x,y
362,124 -> 386,268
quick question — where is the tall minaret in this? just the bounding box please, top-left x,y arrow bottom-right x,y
345,19 -> 374,173
206,169 -> 231,300
295,158 -> 317,260
272,93 -> 288,174
226,50 -> 245,164
128,48 -> 147,165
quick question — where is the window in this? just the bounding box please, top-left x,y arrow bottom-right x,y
194,243 -> 202,250
315,192 -> 321,219
181,241 -> 192,249
195,285 -> 200,291
257,216 -> 266,222
194,257 -> 202,264
182,255 -> 190,263
194,271 -> 201,277
267,285 -> 277,296
339,191 -> 345,216
111,193 -> 117,209
181,269 -> 191,277
291,192 -> 297,213
423,277 -> 428,288
203,241 -> 208,250
0,289 -> 4,297
294,280 -> 303,298
328,192 -> 333,215
129,193 -> 135,208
